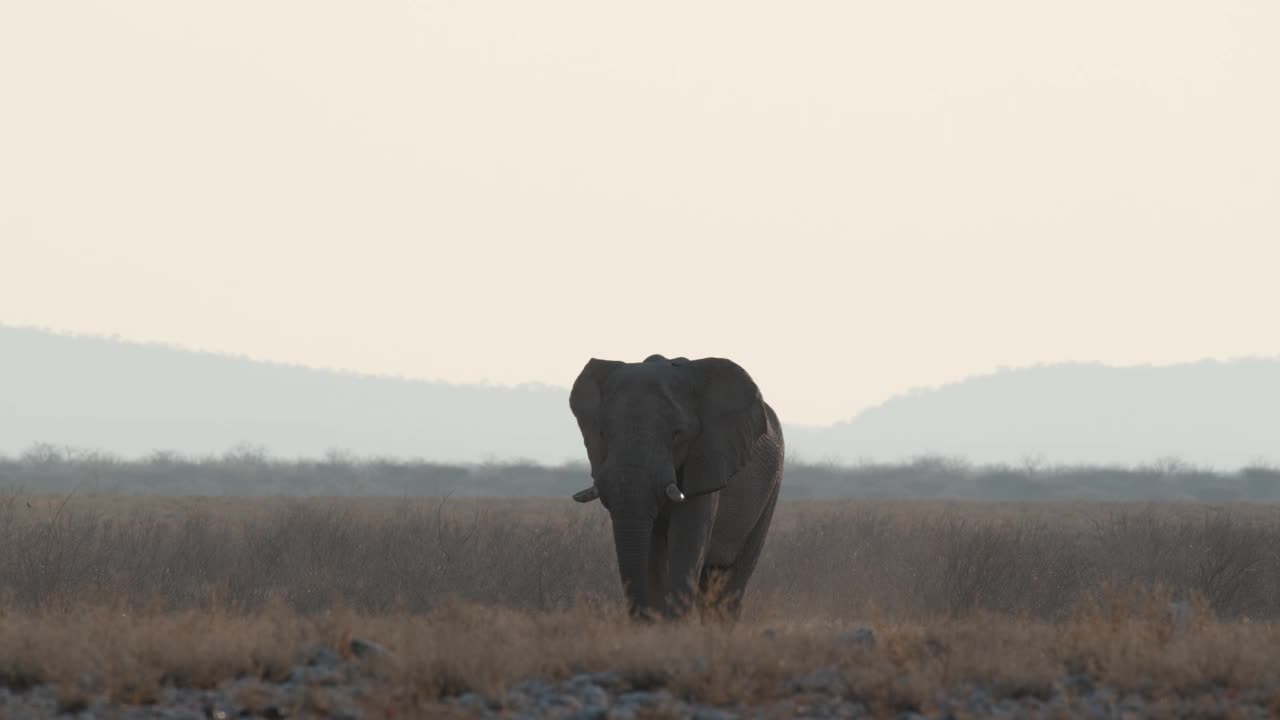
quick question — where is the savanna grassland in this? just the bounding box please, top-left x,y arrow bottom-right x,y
4,494 -> 1280,718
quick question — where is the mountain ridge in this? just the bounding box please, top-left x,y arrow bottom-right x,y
789,356 -> 1280,468
3,325 -> 1276,467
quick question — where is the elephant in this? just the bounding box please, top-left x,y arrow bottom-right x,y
569,354 -> 784,621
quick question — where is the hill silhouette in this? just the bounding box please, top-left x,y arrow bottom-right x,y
2,325 -> 1276,468
1,326 -> 578,463
788,359 -> 1280,468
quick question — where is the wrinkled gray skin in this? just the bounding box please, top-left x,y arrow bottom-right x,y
570,355 -> 784,621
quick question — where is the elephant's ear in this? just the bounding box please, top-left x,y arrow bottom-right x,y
683,358 -> 769,497
569,358 -> 625,479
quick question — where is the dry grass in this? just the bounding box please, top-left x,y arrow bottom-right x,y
3,496 -> 1279,620
4,592 -> 1280,713
4,496 -> 1280,710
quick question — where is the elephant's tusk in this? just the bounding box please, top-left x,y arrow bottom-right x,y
572,486 -> 600,503
665,482 -> 685,503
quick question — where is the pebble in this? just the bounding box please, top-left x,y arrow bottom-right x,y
788,667 -> 847,694
837,627 -> 877,649
0,652 -> 1272,720
568,682 -> 609,708
693,708 -> 739,720
348,637 -> 392,659
302,644 -> 344,668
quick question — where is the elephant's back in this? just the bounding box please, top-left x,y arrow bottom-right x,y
764,401 -> 784,449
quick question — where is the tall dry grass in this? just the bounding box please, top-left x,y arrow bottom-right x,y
4,497 -> 1280,710
3,496 -> 1279,621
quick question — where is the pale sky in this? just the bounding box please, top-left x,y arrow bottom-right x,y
2,1 -> 1277,426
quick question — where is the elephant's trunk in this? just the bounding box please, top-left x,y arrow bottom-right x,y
611,516 -> 653,620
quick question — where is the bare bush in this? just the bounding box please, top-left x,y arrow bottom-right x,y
4,447 -> 1279,499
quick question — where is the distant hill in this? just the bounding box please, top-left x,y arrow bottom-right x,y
0,326 -> 579,463
2,325 -> 1277,468
789,359 -> 1280,468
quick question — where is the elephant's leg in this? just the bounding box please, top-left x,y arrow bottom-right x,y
700,482 -> 780,621
665,492 -> 719,617
647,518 -> 670,614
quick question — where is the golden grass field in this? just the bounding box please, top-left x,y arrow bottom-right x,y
3,495 -> 1280,715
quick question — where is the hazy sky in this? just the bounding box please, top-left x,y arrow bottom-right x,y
3,1 -> 1277,426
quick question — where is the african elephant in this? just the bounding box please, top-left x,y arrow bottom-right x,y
569,354 -> 784,620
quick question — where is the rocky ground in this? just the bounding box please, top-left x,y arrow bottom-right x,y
1,630 -> 1274,720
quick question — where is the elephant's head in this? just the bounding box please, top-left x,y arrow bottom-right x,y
568,354 -> 768,616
